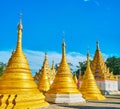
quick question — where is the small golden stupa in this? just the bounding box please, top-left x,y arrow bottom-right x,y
0,18 -> 49,108
50,60 -> 56,84
38,66 -> 50,93
34,53 -> 54,84
73,72 -> 78,85
79,51 -> 105,100
46,40 -> 85,103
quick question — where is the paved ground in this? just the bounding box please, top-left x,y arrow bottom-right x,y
40,95 -> 120,109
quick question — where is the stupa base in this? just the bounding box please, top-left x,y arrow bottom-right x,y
45,93 -> 85,103
83,94 -> 106,100
0,94 -> 49,109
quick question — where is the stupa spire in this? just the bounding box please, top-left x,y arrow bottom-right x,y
46,41 -> 85,103
62,39 -> 66,60
79,51 -> 105,100
87,50 -> 90,66
51,60 -> 54,69
0,17 -> 49,108
16,13 -> 23,52
96,41 -> 99,50
45,52 -> 48,60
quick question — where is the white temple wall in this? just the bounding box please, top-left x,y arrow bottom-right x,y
105,80 -> 118,91
96,80 -> 119,95
79,78 -> 120,94
118,82 -> 120,90
118,77 -> 120,90
96,80 -> 104,90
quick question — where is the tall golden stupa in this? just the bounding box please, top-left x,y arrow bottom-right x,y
91,41 -> 119,94
45,41 -> 85,103
38,65 -> 50,94
0,18 -> 49,108
79,51 -> 105,100
73,72 -> 78,85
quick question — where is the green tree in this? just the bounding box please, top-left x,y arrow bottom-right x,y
75,61 -> 87,78
0,62 -> 6,76
76,60 -> 93,78
79,61 -> 87,74
106,56 -> 120,75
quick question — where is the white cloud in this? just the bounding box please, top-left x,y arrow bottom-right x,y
83,0 -> 100,7
25,50 -> 87,75
83,0 -> 90,2
102,53 -> 109,61
0,49 -> 112,76
0,51 -> 11,63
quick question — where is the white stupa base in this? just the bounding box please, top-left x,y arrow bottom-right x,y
45,93 -> 86,103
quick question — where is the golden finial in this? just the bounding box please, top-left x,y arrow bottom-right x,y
18,13 -> 23,30
20,13 -> 22,22
62,39 -> 66,57
12,50 -> 15,54
52,60 -> 54,69
96,41 -> 99,50
45,52 -> 48,60
87,50 -> 90,66
62,31 -> 66,55
16,13 -> 23,52
62,31 -> 65,40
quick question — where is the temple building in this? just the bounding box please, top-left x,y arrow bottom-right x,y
79,51 -> 105,100
45,41 -> 85,103
91,41 -> 120,95
0,18 -> 49,108
34,53 -> 56,85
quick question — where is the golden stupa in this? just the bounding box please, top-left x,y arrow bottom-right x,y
73,72 -> 78,85
50,60 -> 56,84
34,53 -> 53,84
91,41 -> 118,80
90,41 -> 119,95
79,51 -> 105,100
0,18 -> 49,109
45,41 -> 85,103
38,65 -> 50,94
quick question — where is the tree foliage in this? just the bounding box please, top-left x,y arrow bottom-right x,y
106,56 -> 120,75
75,56 -> 120,77
0,62 -> 6,76
75,61 -> 87,78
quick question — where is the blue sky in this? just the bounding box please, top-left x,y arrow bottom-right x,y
0,0 -> 120,75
